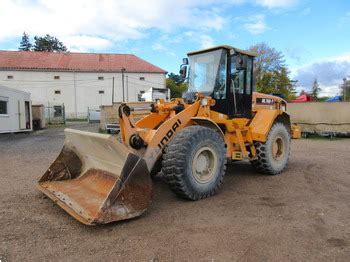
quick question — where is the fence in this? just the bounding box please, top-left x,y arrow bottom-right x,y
44,103 -> 65,124
287,102 -> 350,136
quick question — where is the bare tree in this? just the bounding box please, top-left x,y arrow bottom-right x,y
249,42 -> 285,80
248,42 -> 296,99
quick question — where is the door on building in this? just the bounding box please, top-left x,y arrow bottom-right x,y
25,101 -> 31,129
18,100 -> 31,130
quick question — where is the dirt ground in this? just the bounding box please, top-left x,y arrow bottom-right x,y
0,123 -> 349,261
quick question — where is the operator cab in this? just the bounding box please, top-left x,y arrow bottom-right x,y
181,45 -> 257,118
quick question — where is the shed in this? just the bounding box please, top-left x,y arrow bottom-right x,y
0,85 -> 32,133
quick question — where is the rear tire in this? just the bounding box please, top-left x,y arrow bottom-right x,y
251,122 -> 291,175
162,126 -> 226,200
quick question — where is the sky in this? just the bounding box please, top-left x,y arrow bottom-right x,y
0,0 -> 349,96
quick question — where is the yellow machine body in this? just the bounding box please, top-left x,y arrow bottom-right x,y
37,45 -> 300,225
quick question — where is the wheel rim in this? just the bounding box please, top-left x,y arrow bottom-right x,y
272,136 -> 285,161
192,146 -> 218,184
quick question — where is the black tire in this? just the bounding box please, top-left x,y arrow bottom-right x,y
162,126 -> 226,200
251,122 -> 291,175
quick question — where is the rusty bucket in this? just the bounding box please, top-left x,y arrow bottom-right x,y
37,129 -> 152,225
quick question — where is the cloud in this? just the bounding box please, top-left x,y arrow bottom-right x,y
199,35 -> 215,49
151,42 -> 177,57
62,35 -> 113,52
243,14 -> 269,34
292,54 -> 350,96
152,43 -> 167,51
0,0 -> 230,43
0,0 -> 300,51
255,0 -> 298,9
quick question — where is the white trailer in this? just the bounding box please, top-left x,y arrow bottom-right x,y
0,85 -> 32,133
141,87 -> 170,102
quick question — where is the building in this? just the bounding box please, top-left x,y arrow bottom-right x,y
0,51 -> 167,118
0,85 -> 32,133
342,77 -> 350,101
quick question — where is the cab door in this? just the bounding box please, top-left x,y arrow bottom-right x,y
229,55 -> 253,118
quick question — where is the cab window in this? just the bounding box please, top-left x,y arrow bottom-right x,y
230,56 -> 253,95
230,56 -> 245,94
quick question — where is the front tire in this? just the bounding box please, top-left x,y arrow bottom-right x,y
251,122 -> 291,175
162,126 -> 226,200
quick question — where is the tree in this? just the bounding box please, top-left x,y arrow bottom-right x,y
249,42 -> 285,80
19,32 -> 32,51
299,89 -> 307,96
310,78 -> 321,100
168,72 -> 184,84
340,78 -> 350,101
248,42 -> 296,100
33,34 -> 67,52
166,73 -> 187,98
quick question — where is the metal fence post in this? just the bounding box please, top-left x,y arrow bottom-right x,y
48,102 -> 51,124
87,107 -> 90,123
63,103 -> 66,125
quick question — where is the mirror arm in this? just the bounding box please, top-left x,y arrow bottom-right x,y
231,79 -> 237,115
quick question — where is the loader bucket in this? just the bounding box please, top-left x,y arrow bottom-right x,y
37,129 -> 152,225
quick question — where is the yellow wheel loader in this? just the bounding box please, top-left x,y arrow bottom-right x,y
37,45 -> 301,225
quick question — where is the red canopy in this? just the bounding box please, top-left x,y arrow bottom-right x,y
289,95 -> 313,103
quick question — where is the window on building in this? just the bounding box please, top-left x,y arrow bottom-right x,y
7,75 -> 13,79
139,77 -> 145,81
53,106 -> 63,117
137,91 -> 145,101
54,90 -> 61,94
54,76 -> 60,80
0,97 -> 9,115
98,76 -> 104,80
99,90 -> 104,94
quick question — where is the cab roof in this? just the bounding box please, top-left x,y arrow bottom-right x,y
187,45 -> 258,57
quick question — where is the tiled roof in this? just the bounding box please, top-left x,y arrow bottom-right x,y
0,51 -> 166,73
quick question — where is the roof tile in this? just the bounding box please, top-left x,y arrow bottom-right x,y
0,51 -> 166,73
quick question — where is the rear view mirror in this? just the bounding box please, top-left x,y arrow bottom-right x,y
236,55 -> 248,70
179,65 -> 188,79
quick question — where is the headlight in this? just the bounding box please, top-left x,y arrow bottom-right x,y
201,98 -> 208,106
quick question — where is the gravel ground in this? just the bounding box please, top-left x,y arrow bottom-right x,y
0,123 -> 349,261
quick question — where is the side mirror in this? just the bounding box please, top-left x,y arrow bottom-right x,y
182,58 -> 189,65
236,55 -> 248,70
179,65 -> 188,79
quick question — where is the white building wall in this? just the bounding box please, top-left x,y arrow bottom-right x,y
0,85 -> 32,133
0,71 -> 166,118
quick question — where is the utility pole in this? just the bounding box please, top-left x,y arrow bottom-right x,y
112,76 -> 115,104
343,78 -> 347,102
121,68 -> 126,102
126,75 -> 129,102
73,70 -> 77,118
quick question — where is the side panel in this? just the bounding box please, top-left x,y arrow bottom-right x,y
249,109 -> 279,142
191,117 -> 224,137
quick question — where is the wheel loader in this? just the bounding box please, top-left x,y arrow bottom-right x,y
37,45 -> 301,225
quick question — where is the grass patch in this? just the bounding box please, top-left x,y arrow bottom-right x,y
66,118 -> 87,122
46,123 -> 66,128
